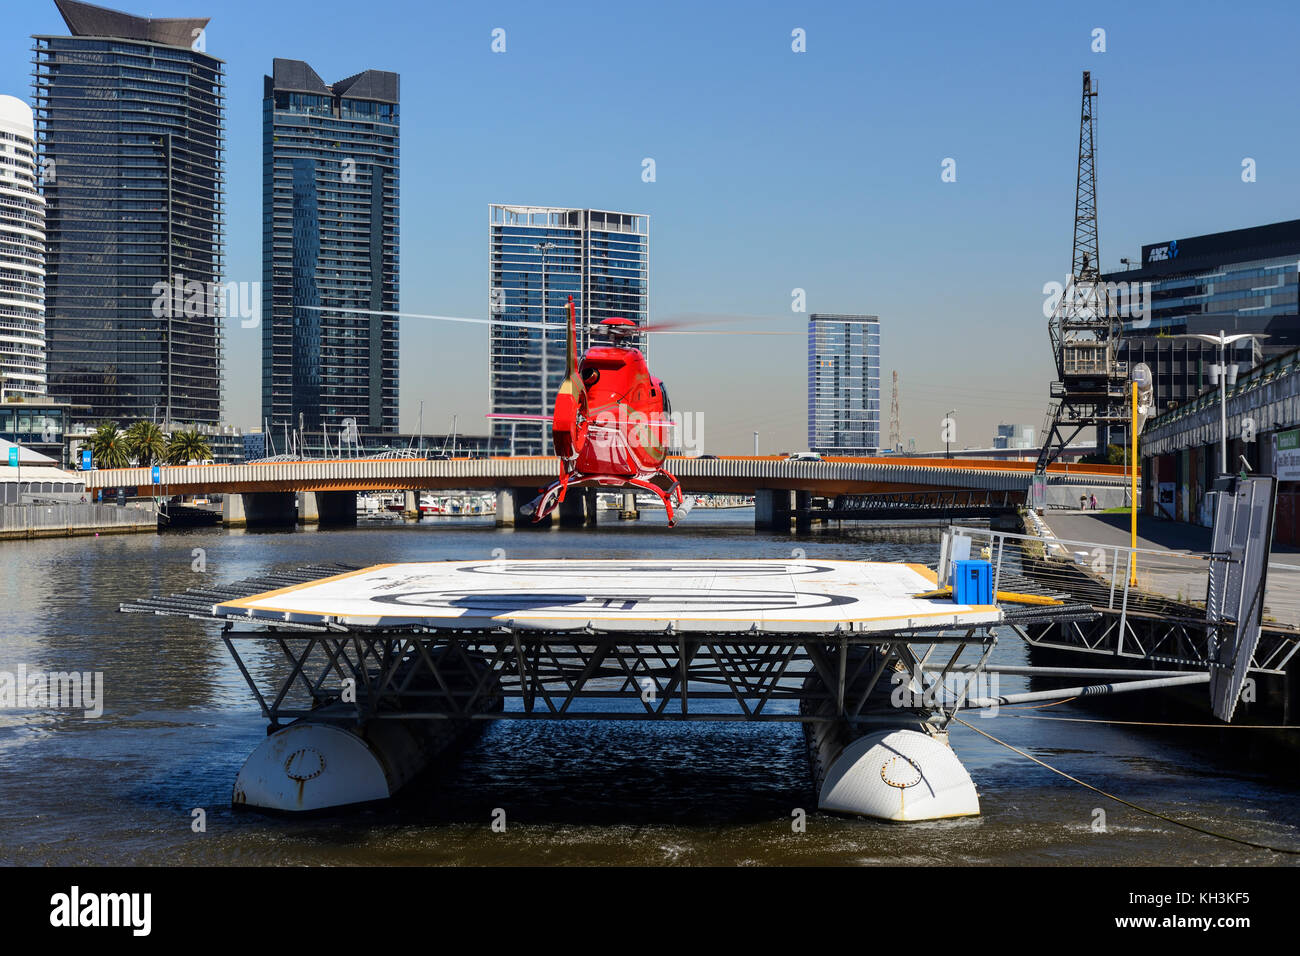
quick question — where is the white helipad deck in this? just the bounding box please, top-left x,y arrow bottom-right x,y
214,559 -> 1001,633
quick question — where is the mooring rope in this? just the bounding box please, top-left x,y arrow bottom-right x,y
1003,696 -> 1078,710
996,713 -> 1300,729
951,716 -> 1300,855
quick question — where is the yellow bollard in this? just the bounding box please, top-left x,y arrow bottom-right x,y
1130,381 -> 1139,587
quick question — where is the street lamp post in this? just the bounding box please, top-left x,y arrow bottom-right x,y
945,408 -> 955,458
1173,330 -> 1266,476
1128,364 -> 1152,586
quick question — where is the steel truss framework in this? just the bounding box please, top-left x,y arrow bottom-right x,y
1016,611 -> 1300,675
219,624 -> 998,732
822,490 -> 1018,521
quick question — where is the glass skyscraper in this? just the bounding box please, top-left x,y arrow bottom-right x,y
807,314 -> 881,455
488,205 -> 648,455
33,0 -> 225,424
0,95 -> 46,400
262,58 -> 399,438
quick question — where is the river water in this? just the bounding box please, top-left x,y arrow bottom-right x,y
1,510 -> 1297,865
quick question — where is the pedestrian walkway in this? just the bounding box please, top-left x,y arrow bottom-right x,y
1039,511 -> 1300,630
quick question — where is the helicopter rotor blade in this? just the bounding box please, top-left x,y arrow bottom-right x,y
306,305 -> 801,336
643,328 -> 800,335
304,305 -> 546,331
486,413 -> 553,423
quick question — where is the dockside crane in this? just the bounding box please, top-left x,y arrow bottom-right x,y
1035,71 -> 1130,474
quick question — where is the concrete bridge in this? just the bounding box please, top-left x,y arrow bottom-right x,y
83,455 -> 1125,529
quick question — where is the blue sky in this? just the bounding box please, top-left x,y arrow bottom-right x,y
4,0 -> 1298,452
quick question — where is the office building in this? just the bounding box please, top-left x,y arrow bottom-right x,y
262,58 -> 399,438
0,95 -> 46,401
1105,220 -> 1300,410
807,314 -> 880,455
242,430 -> 266,462
1141,346 -> 1300,538
994,423 -> 1035,449
33,0 -> 225,424
488,205 -> 649,455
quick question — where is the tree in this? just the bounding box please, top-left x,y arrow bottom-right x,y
124,420 -> 166,466
88,421 -> 128,468
166,428 -> 212,465
1079,444 -> 1127,466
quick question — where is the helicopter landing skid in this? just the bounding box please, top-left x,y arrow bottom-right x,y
520,468 -> 689,527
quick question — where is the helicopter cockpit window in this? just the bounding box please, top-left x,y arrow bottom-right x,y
659,381 -> 672,415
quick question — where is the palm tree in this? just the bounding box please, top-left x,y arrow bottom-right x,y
124,420 -> 167,466
166,428 -> 212,465
88,421 -> 129,469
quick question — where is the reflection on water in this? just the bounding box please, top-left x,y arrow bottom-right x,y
0,512 -> 1297,865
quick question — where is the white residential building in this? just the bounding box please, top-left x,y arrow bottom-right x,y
0,95 -> 46,400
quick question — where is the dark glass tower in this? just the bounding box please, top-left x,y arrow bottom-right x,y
33,0 -> 225,424
262,59 -> 399,438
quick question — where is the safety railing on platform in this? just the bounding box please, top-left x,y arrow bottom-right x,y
942,524 -> 1218,635
943,523 -> 1300,633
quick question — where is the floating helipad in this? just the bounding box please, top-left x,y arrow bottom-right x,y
213,559 -> 1001,632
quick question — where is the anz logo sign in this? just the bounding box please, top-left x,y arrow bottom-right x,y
1147,239 -> 1179,264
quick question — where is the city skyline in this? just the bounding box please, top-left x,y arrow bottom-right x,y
3,1 -> 1298,452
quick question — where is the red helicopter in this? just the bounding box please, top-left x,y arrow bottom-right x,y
494,295 -> 689,526
308,301 -> 797,527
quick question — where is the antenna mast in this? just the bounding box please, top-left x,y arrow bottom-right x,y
888,371 -> 901,453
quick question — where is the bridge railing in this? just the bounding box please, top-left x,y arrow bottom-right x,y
829,490 -> 1017,512
83,456 -> 1129,493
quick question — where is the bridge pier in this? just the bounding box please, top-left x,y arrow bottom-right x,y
222,493 -> 244,527
224,492 -> 297,527
559,491 -> 587,528
754,489 -> 792,531
298,491 -> 356,526
495,487 -> 552,529
495,489 -> 516,526
618,491 -> 639,520
557,488 -> 598,527
794,491 -> 813,533
403,490 -> 419,519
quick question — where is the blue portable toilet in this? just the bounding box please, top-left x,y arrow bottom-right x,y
952,560 -> 993,604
